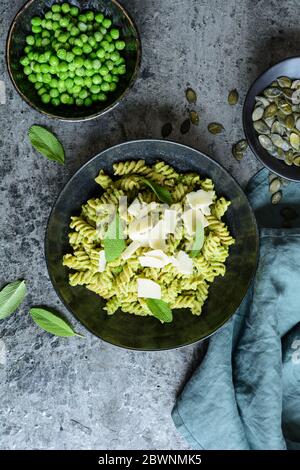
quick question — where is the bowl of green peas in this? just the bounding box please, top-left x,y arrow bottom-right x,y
6,0 -> 141,120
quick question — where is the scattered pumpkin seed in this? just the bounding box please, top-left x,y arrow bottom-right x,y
294,155 -> 300,166
269,173 -> 277,183
277,76 -> 292,88
189,110 -> 199,125
208,122 -> 224,134
284,150 -> 294,165
180,118 -> 191,135
228,89 -> 239,105
269,177 -> 281,194
185,87 -> 197,104
161,122 -> 173,138
271,191 -> 282,204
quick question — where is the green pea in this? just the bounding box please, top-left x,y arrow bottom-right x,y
92,74 -> 102,85
51,4 -> 61,13
36,73 -> 43,83
90,84 -> 101,94
42,30 -> 50,38
35,82 -> 43,90
26,35 -> 35,45
49,66 -> 57,75
99,66 -> 109,76
44,51 -> 51,61
69,96 -> 75,105
72,85 -> 81,94
66,52 -> 75,63
68,62 -> 76,72
106,60 -> 114,71
20,56 -> 30,66
75,67 -> 85,77
110,28 -> 120,40
52,22 -> 60,31
109,82 -> 117,92
84,59 -> 93,70
28,73 -> 37,83
74,76 -> 84,86
95,13 -> 104,24
43,73 -> 52,84
24,66 -> 32,75
50,78 -> 58,88
58,33 -> 69,43
61,93 -> 70,104
86,11 -> 94,22
100,27 -> 107,35
79,89 -> 88,99
32,25 -> 42,33
24,46 -> 32,54
103,74 -> 112,83
92,59 -> 101,70
70,6 -> 79,17
65,78 -> 74,88
61,3 -> 71,13
51,98 -> 60,106
45,20 -> 53,30
70,27 -> 80,37
91,94 -> 99,102
115,40 -> 126,51
50,88 -> 59,98
37,86 -> 47,96
78,22 -> 88,32
40,64 -> 50,73
94,32 -> 103,42
58,61 -> 68,72
102,18 -> 112,29
31,16 -> 41,26
90,52 -> 97,59
58,80 -> 66,92
41,93 -> 51,104
96,48 -> 105,59
115,57 -> 125,66
69,37 -> 75,46
101,40 -> 110,52
84,77 -> 92,88
85,69 -> 94,77
117,65 -> 126,75
98,92 -> 107,101
82,44 -> 92,54
76,98 -> 84,106
32,63 -> 41,73
101,82 -> 110,92
104,34 -> 112,43
59,72 -> 69,81
69,71 -> 75,79
73,56 -> 83,68
84,97 -> 92,106
57,48 -> 66,60
49,55 -> 59,67
74,38 -> 83,48
73,47 -> 82,56
78,14 -> 87,22
45,11 -> 53,20
41,38 -> 50,47
52,13 -> 61,22
59,17 -> 69,28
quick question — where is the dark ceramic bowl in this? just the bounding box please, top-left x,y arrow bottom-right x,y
243,57 -> 300,181
6,0 -> 141,121
45,140 -> 259,350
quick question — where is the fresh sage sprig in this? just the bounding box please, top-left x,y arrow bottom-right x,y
0,280 -> 27,320
28,125 -> 65,164
146,298 -> 173,323
190,223 -> 205,258
142,178 -> 173,205
104,212 -> 126,262
30,308 -> 83,337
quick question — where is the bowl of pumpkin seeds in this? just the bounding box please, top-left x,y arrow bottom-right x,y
243,57 -> 300,181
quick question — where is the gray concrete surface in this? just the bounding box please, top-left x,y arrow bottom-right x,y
0,0 -> 296,450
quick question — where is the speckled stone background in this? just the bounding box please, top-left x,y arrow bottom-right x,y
0,0 -> 297,450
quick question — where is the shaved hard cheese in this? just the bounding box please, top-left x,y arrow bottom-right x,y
128,198 -> 142,217
150,238 -> 167,250
173,251 -> 193,275
163,209 -> 177,234
150,220 -> 166,241
139,250 -> 171,268
122,241 -> 141,260
137,279 -> 161,299
98,250 -> 106,272
128,216 -> 156,241
183,208 -> 208,236
186,190 -> 214,215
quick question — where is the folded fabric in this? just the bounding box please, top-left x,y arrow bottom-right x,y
172,169 -> 300,450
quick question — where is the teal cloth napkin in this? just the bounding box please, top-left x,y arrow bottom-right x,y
172,169 -> 300,450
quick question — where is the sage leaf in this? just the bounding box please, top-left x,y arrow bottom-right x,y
0,280 -> 27,320
146,299 -> 173,323
142,178 -> 173,205
190,223 -> 205,258
28,125 -> 65,164
30,308 -> 83,337
104,212 -> 126,262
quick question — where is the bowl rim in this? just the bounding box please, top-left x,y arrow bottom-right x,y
6,0 -> 142,122
243,56 -> 300,182
44,139 -> 259,351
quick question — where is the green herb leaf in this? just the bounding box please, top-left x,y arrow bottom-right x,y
30,308 -> 83,337
28,125 -> 65,164
142,178 -> 173,205
104,212 -> 126,262
146,299 -> 173,323
190,223 -> 205,258
0,280 -> 27,320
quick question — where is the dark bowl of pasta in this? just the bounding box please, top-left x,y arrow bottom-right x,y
45,139 -> 259,350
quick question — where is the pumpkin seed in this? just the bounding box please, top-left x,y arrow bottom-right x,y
161,122 -> 173,138
271,120 -> 285,135
235,139 -> 248,152
185,87 -> 197,104
232,144 -> 244,161
291,80 -> 300,89
271,134 -> 285,148
265,116 -> 276,128
255,96 -> 270,107
294,155 -> 300,166
277,76 -> 292,88
284,150 -> 294,165
285,114 -> 295,130
180,118 -> 191,134
264,103 -> 277,118
292,89 -> 300,105
290,132 -> 300,149
208,122 -> 224,134
252,106 -> 264,121
269,177 -> 281,193
258,134 -> 274,151
269,173 -> 278,183
254,120 -> 270,134
189,110 -> 199,125
295,118 -> 300,131
278,101 -> 292,115
264,87 -> 282,99
282,87 -> 293,99
271,191 -> 282,204
228,89 -> 239,105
